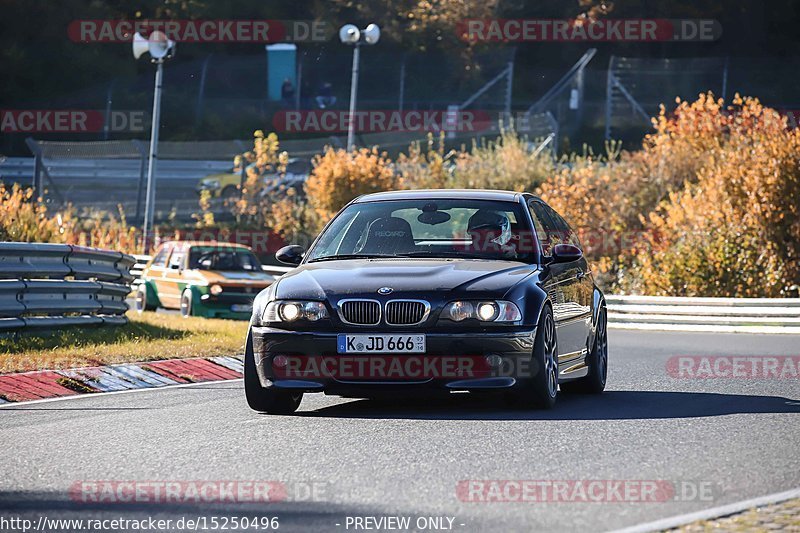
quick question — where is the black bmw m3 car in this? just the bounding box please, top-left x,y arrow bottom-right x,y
246,189 -> 607,414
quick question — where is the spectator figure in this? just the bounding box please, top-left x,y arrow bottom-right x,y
281,78 -> 295,107
315,82 -> 336,109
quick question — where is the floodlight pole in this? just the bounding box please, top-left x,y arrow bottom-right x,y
346,43 -> 361,152
142,58 -> 164,253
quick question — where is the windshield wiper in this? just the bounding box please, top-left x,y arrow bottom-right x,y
393,251 -> 488,259
307,254 -> 396,263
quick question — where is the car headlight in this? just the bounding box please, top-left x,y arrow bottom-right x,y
263,301 -> 329,323
209,284 -> 223,295
443,300 -> 521,323
200,179 -> 221,190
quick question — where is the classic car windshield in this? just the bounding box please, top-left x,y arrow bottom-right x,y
188,247 -> 263,272
307,199 -> 536,262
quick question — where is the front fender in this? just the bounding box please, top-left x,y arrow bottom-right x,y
505,277 -> 549,327
184,283 -> 210,317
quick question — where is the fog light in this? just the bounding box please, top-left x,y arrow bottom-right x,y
485,354 -> 504,368
272,355 -> 288,368
477,302 -> 499,321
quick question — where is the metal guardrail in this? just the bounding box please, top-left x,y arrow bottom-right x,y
130,255 -> 151,291
607,295 -> 800,334
0,243 -> 135,331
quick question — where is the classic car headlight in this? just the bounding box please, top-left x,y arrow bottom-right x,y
443,300 -> 521,323
209,284 -> 223,295
263,301 -> 329,323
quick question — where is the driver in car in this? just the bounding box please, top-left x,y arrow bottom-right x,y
466,210 -> 517,259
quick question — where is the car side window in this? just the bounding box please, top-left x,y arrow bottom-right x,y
528,201 -> 562,256
152,246 -> 170,267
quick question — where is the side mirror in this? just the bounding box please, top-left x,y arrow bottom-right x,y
552,243 -> 583,263
276,245 -> 305,265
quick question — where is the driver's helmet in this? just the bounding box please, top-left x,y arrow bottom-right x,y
467,210 -> 512,248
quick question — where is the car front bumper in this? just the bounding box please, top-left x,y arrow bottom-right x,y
194,290 -> 266,319
251,326 -> 539,395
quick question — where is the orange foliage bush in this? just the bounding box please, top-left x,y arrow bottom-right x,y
304,146 -> 399,233
0,183 -> 139,254
628,95 -> 800,296
539,93 -> 800,296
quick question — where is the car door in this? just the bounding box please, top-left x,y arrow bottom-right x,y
147,244 -> 171,305
544,205 -> 594,359
527,199 -> 588,363
160,246 -> 188,308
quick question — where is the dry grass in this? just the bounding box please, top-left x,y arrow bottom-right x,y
0,311 -> 248,374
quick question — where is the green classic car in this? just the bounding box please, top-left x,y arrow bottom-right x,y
135,241 -> 277,319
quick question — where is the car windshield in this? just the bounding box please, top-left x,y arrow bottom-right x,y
307,198 -> 536,262
188,247 -> 262,272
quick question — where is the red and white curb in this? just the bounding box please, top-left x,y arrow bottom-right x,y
0,356 -> 243,403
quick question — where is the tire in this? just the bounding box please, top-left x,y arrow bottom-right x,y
244,330 -> 303,414
561,307 -> 608,394
135,283 -> 156,313
508,305 -> 558,409
221,185 -> 238,202
180,288 -> 193,318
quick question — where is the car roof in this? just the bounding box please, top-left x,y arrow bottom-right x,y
353,189 -> 524,203
161,240 -> 252,250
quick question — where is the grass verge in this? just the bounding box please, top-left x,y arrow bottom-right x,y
0,311 -> 248,374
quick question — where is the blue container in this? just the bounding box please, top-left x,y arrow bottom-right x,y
266,44 -> 297,101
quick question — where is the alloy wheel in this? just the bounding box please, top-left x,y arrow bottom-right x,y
543,312 -> 558,397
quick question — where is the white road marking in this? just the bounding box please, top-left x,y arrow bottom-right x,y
611,486 -> 800,533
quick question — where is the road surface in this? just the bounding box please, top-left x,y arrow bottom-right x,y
1,330 -> 798,532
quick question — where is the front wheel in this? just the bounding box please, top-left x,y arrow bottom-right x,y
508,305 -> 558,409
561,307 -> 608,394
221,185 -> 239,202
244,330 -> 303,414
180,288 -> 193,318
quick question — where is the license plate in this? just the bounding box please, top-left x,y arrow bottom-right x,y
231,304 -> 252,312
337,334 -> 426,354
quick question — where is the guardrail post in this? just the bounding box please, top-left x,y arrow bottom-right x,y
25,137 -> 43,200
132,139 -> 148,227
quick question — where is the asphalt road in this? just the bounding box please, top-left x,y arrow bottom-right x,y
1,330 -> 798,532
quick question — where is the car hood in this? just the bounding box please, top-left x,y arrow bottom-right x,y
201,173 -> 237,182
184,269 -> 275,286
274,259 -> 538,300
